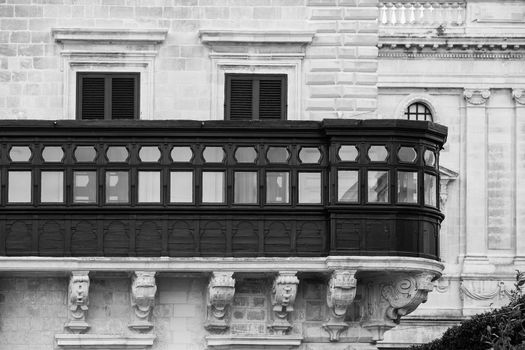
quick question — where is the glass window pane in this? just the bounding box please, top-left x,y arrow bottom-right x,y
424,150 -> 436,167
73,171 -> 97,203
139,147 -> 161,162
234,172 -> 257,204
203,147 -> 224,163
397,171 -> 418,203
266,172 -> 289,204
202,171 -> 225,203
424,173 -> 437,207
368,146 -> 388,162
338,145 -> 359,162
368,170 -> 389,203
9,146 -> 31,162
106,146 -> 128,162
338,170 -> 359,202
267,147 -> 289,163
171,147 -> 193,162
235,147 -> 257,163
106,171 -> 129,204
74,146 -> 97,162
8,171 -> 31,203
170,171 -> 193,203
299,148 -> 321,164
398,147 -> 417,163
42,146 -> 64,162
298,172 -> 321,204
41,171 -> 64,203
138,172 -> 161,203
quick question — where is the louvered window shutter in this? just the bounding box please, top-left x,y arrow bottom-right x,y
228,78 -> 253,120
111,77 -> 137,120
259,78 -> 284,120
79,77 -> 105,120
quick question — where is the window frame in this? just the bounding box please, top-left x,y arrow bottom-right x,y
76,72 -> 140,121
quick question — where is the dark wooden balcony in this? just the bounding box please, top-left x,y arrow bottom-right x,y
0,119 -> 447,259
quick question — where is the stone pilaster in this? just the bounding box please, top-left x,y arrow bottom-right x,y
269,271 -> 299,335
65,271 -> 90,333
129,271 -> 157,332
205,271 -> 236,332
322,269 -> 357,342
513,89 -> 525,263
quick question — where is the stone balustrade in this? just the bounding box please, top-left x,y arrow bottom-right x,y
379,1 -> 466,27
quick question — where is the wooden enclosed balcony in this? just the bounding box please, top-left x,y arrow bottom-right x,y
0,119 -> 447,259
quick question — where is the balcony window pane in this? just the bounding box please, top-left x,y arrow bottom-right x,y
367,170 -> 389,203
235,147 -> 257,163
139,147 -> 161,162
338,145 -> 358,162
106,146 -> 128,162
202,171 -> 225,203
234,172 -> 257,204
397,171 -> 418,203
266,172 -> 289,204
9,146 -> 31,162
299,148 -> 321,164
170,171 -> 193,203
106,171 -> 129,204
41,171 -> 64,203
398,147 -> 417,163
424,173 -> 437,207
138,171 -> 161,203
298,172 -> 321,204
338,170 -> 358,202
74,146 -> 97,162
171,147 -> 193,162
42,146 -> 64,162
8,171 -> 31,203
424,150 -> 436,167
267,147 -> 289,163
203,147 -> 224,163
73,171 -> 97,203
368,146 -> 388,162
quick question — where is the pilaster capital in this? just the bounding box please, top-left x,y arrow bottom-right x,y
66,270 -> 90,333
463,89 -> 491,105
512,89 -> 525,105
129,271 -> 157,332
205,271 -> 236,333
269,271 -> 299,335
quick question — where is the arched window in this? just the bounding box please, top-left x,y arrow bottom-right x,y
405,102 -> 433,121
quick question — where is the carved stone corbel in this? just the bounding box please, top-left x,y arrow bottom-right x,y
463,89 -> 491,105
512,89 -> 525,105
65,271 -> 90,333
205,271 -> 236,332
322,270 -> 357,342
129,271 -> 157,331
269,271 -> 299,335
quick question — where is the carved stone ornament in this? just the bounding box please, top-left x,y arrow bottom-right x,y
269,271 -> 299,335
129,271 -> 157,332
322,270 -> 357,342
512,89 -> 525,105
205,271 -> 236,332
65,271 -> 90,333
463,89 -> 491,105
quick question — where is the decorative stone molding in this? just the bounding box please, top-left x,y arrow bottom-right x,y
55,334 -> 155,349
460,280 -> 512,301
129,271 -> 157,332
52,28 -> 168,44
513,89 -> 525,105
269,271 -> 299,335
205,271 -> 236,332
65,271 -> 90,333
464,89 -> 491,105
322,270 -> 357,342
205,335 -> 302,349
439,166 -> 459,208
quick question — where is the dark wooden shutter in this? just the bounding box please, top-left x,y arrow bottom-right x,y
80,77 -> 105,120
111,77 -> 137,120
259,78 -> 284,120
229,78 -> 253,120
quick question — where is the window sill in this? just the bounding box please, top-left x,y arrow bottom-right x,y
55,334 -> 155,349
205,335 -> 303,349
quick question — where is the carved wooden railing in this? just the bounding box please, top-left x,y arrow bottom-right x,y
379,1 -> 466,27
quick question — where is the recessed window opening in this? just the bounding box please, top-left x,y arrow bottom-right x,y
405,102 -> 433,121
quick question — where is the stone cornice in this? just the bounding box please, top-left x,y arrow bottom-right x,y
55,334 -> 155,349
199,30 -> 315,45
52,28 -> 168,44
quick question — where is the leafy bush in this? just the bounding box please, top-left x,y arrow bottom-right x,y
410,271 -> 525,350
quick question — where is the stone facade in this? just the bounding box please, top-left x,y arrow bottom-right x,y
0,0 -> 524,349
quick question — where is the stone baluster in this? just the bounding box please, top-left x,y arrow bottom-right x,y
379,3 -> 388,25
407,3 -> 416,24
205,271 -> 236,332
387,3 -> 396,25
322,270 -> 357,342
269,271 -> 299,335
397,3 -> 406,25
129,271 -> 157,331
65,271 -> 90,333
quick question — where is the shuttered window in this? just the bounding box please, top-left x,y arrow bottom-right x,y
225,74 -> 287,120
77,73 -> 139,120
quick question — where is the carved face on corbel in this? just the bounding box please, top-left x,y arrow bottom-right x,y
271,273 -> 299,315
69,275 -> 90,311
327,270 -> 357,318
208,273 -> 235,319
131,273 -> 157,312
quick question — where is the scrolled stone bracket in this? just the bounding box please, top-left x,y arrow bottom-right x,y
512,89 -> 525,105
205,271 -> 236,333
463,89 -> 491,105
129,271 -> 157,332
269,271 -> 299,335
65,271 -> 90,334
322,269 -> 357,342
